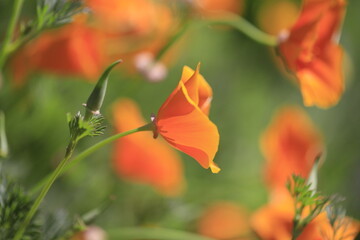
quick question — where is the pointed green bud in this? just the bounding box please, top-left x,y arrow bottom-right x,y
0,111 -> 9,158
84,60 -> 122,121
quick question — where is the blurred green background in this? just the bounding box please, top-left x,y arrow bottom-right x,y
0,0 -> 359,234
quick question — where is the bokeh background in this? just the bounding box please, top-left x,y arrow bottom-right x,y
0,0 -> 359,237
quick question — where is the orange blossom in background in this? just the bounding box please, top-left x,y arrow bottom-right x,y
252,106 -> 359,240
251,193 -> 359,240
11,17 -> 106,84
260,106 -> 323,196
192,0 -> 245,17
278,0 -> 347,108
113,98 -> 184,196
197,201 -> 250,240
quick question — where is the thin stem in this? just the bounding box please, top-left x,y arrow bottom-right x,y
29,123 -> 153,195
16,122 -> 152,239
202,15 -> 278,46
0,0 -> 25,70
155,22 -> 190,61
154,14 -> 277,61
14,140 -> 77,240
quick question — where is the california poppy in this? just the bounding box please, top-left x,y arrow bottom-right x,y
11,17 -> 106,84
113,98 -> 184,196
251,192 -> 359,240
154,64 -> 220,173
278,0 -> 347,108
261,107 -> 323,194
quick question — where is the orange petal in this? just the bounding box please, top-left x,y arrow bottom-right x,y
156,65 -> 220,173
197,202 -> 250,240
11,21 -> 105,83
251,195 -> 294,240
193,0 -> 245,17
278,0 -> 346,108
181,65 -> 213,115
261,106 -> 323,192
252,192 -> 360,240
298,43 -> 344,107
113,99 -> 184,196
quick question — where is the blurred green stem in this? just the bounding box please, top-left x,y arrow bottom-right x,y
0,0 -> 24,71
155,14 -> 277,61
155,22 -> 190,61
203,15 -> 278,46
29,123 -> 153,195
14,139 -> 78,240
107,227 -> 215,240
16,122 -> 153,240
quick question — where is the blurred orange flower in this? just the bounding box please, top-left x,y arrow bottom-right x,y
257,0 -> 300,35
278,0 -> 347,108
251,193 -> 360,240
11,18 -> 106,84
113,98 -> 184,196
197,202 -> 250,240
261,106 -> 323,194
85,0 -> 177,60
193,0 -> 245,17
155,64 -> 220,173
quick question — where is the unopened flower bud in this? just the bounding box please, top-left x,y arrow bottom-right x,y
84,60 -> 122,121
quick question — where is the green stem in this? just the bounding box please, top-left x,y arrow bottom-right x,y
107,227 -> 215,240
202,15 -> 278,46
0,0 -> 25,70
16,123 -> 152,239
155,22 -> 190,61
14,139 -> 77,240
29,123 -> 153,195
154,15 -> 277,61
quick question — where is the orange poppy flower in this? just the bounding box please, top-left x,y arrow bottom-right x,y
251,192 -> 360,240
85,0 -> 178,78
261,106 -> 323,193
154,64 -> 220,173
11,17 -> 106,84
278,0 -> 347,108
113,98 -> 184,196
197,202 -> 250,240
193,0 -> 245,17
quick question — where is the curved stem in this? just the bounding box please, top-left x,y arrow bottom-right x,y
16,123 -> 152,240
14,140 -> 76,240
154,14 -> 278,61
202,15 -> 278,46
29,123 -> 153,195
0,0 -> 24,70
155,21 -> 190,61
